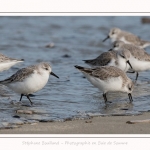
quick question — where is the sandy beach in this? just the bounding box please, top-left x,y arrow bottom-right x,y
0,112 -> 150,134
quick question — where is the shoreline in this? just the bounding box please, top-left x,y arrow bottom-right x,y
1,112 -> 150,134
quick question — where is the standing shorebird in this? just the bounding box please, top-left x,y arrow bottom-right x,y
103,27 -> 150,48
110,40 -> 146,52
75,65 -> 134,103
0,53 -> 24,72
83,50 -> 133,72
0,62 -> 59,105
110,40 -> 150,81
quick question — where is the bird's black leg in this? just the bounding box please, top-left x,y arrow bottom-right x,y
103,93 -> 112,103
26,95 -> 33,105
135,72 -> 139,81
20,94 -> 24,102
128,93 -> 133,102
103,93 -> 109,103
103,93 -> 108,103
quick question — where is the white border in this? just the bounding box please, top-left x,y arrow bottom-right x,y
0,134 -> 150,150
0,0 -> 149,13
0,0 -> 150,149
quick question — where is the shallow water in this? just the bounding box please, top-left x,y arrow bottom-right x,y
0,16 -> 150,129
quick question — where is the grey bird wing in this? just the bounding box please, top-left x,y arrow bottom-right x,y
91,66 -> 122,80
125,34 -> 141,43
123,44 -> 150,61
0,66 -> 35,84
0,54 -> 24,62
140,51 -> 150,61
123,32 -> 150,46
75,65 -> 122,80
84,51 -> 117,66
123,32 -> 146,46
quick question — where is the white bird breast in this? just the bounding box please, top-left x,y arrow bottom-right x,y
0,61 -> 21,72
129,56 -> 150,72
7,71 -> 50,94
84,73 -> 123,93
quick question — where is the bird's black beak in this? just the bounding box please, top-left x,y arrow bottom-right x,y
108,49 -> 113,51
50,72 -> 59,78
126,60 -> 133,69
128,93 -> 133,102
102,35 -> 109,42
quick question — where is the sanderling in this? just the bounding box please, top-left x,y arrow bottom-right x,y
0,53 -> 24,72
110,41 -> 146,52
75,65 -> 134,103
0,62 -> 59,105
111,40 -> 150,80
83,50 -> 132,72
103,27 -> 150,48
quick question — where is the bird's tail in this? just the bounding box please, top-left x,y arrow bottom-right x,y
15,58 -> 24,62
74,65 -> 93,74
83,59 -> 93,63
0,77 -> 12,84
74,65 -> 85,70
82,59 -> 96,66
141,40 -> 150,48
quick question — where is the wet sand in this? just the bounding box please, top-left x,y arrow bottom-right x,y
1,112 -> 150,134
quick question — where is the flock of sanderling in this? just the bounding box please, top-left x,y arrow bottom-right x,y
0,27 -> 150,105
75,27 -> 150,103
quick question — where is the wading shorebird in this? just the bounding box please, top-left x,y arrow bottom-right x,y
110,40 -> 150,81
0,62 -> 59,105
75,65 -> 134,103
103,27 -> 150,49
0,53 -> 24,72
83,50 -> 133,72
